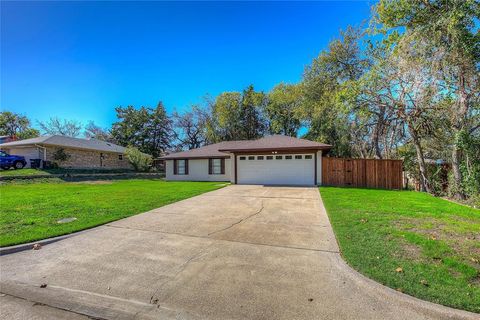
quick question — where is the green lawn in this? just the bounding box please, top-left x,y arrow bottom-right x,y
0,179 -> 226,247
321,187 -> 480,313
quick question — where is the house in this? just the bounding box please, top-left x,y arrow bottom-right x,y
0,135 -> 17,144
0,135 -> 132,169
161,135 -> 332,186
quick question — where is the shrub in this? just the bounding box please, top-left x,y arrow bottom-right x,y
125,147 -> 152,172
52,148 -> 70,163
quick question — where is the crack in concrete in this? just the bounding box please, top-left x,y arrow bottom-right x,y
104,224 -> 340,253
207,200 -> 264,236
149,243 -> 215,306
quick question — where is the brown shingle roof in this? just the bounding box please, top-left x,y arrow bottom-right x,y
218,135 -> 331,152
161,135 -> 331,159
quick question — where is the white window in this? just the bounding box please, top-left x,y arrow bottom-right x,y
212,158 -> 222,174
177,159 -> 186,175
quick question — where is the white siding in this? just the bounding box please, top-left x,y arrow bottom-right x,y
165,158 -> 231,182
316,150 -> 322,185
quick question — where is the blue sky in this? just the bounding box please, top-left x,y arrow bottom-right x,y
1,1 -> 373,130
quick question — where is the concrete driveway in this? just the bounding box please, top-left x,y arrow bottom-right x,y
0,185 -> 476,320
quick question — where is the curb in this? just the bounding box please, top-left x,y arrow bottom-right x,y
333,254 -> 479,319
0,229 -> 93,256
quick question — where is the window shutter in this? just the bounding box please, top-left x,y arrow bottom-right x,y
173,160 -> 177,175
185,159 -> 189,175
221,158 -> 225,174
208,159 -> 213,175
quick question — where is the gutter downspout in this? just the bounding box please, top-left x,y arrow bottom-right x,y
35,144 -> 47,162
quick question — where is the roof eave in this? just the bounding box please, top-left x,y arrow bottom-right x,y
218,146 -> 332,153
1,141 -> 125,154
160,154 -> 230,160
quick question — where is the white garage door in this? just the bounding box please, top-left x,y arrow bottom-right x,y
237,154 -> 315,186
8,148 -> 41,168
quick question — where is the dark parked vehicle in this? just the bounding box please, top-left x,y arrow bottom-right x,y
0,150 -> 27,169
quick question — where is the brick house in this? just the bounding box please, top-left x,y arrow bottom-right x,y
0,135 -> 133,169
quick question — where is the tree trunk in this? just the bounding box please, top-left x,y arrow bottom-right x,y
450,71 -> 468,200
410,127 -> 432,194
372,106 -> 386,159
451,144 -> 465,200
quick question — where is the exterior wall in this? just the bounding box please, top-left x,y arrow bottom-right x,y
230,155 -> 235,183
316,150 -> 322,185
165,158 -> 231,182
45,146 -> 132,169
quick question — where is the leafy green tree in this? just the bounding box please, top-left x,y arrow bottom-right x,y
301,27 -> 367,157
0,111 -> 39,139
209,92 -> 243,141
125,146 -> 152,172
266,83 -> 302,136
206,85 -> 267,142
240,85 -> 267,140
374,0 -> 480,198
111,102 -> 172,158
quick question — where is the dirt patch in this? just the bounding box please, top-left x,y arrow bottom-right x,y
469,275 -> 480,287
396,241 -> 423,261
394,217 -> 480,269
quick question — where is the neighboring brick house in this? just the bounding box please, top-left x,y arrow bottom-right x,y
0,135 -> 133,169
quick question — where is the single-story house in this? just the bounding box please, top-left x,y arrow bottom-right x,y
0,135 -> 132,169
161,135 -> 332,186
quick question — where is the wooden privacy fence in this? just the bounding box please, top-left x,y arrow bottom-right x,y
322,158 -> 403,190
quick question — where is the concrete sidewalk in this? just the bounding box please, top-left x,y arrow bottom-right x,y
0,185 -> 477,319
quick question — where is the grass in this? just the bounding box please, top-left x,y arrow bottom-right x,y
320,187 -> 480,313
0,179 -> 226,247
0,168 -> 136,177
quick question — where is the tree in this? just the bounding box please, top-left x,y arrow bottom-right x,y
374,0 -> 480,198
38,117 -> 82,137
240,85 -> 268,140
84,121 -> 114,142
266,83 -> 302,136
358,36 -> 443,193
172,106 -> 207,150
301,27 -> 368,157
111,102 -> 172,158
0,111 -> 39,139
207,85 -> 267,142
125,146 -> 152,172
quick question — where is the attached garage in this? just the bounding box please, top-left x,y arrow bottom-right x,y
5,147 -> 42,168
236,154 -> 315,186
